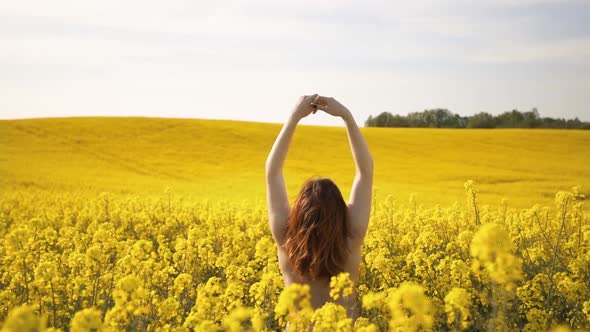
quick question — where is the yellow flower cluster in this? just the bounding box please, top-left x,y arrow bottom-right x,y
444,287 -> 472,330
71,308 -> 103,331
311,303 -> 352,332
387,283 -> 434,331
274,283 -> 313,330
470,223 -> 523,290
329,272 -> 354,301
0,181 -> 588,331
1,305 -> 48,332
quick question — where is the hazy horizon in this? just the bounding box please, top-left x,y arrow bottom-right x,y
1,0 -> 589,126
1,109 -> 588,128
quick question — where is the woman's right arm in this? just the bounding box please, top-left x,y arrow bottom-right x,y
313,97 -> 374,241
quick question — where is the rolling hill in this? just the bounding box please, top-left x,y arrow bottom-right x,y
1,117 -> 588,209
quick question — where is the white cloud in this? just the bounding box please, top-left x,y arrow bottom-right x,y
472,37 -> 590,64
0,0 -> 589,122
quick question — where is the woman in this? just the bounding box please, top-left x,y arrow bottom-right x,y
265,94 -> 374,320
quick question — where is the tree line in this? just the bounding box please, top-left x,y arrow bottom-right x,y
365,108 -> 590,129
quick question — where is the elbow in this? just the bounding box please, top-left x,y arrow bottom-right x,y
366,155 -> 375,174
359,155 -> 374,176
366,164 -> 374,177
265,160 -> 278,178
264,161 -> 272,177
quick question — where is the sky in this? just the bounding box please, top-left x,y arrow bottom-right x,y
1,0 -> 589,126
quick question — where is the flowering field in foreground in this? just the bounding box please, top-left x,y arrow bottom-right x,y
0,181 -> 588,331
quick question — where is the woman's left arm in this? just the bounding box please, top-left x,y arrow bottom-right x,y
265,94 -> 318,244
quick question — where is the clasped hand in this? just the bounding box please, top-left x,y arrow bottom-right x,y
291,94 -> 351,121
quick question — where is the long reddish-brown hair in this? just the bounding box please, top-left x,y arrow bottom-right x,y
284,177 -> 350,280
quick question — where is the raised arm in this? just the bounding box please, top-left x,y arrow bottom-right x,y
265,94 -> 319,244
313,96 -> 374,242
342,110 -> 374,240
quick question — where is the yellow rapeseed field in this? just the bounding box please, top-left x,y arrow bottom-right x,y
1,117 -> 588,208
0,117 -> 588,331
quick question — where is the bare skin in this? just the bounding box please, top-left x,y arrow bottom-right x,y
265,94 -> 374,321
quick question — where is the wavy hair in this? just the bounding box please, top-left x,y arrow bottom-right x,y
284,177 -> 350,280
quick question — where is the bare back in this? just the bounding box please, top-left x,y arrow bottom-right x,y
275,209 -> 365,320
